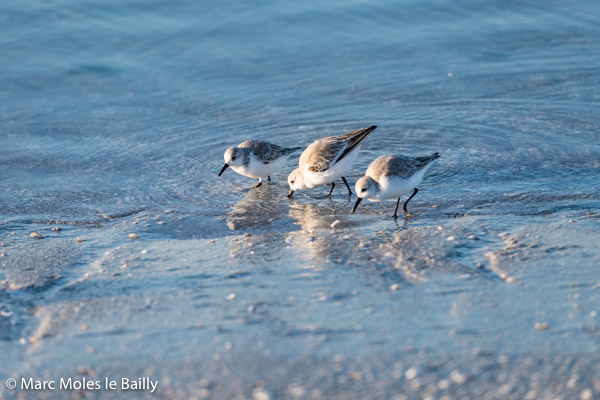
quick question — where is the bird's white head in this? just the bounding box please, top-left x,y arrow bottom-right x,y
355,176 -> 378,199
218,147 -> 244,176
287,168 -> 306,197
223,147 -> 244,167
351,176 -> 378,214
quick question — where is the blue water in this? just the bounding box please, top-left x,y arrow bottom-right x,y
1,0 -> 600,399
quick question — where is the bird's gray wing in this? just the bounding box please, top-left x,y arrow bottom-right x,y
302,138 -> 346,172
302,125 -> 377,173
368,153 -> 440,180
240,140 -> 299,163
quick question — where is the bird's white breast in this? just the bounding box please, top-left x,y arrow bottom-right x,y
232,154 -> 289,179
372,163 -> 433,201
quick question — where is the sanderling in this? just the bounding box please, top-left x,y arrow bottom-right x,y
287,125 -> 377,197
351,152 -> 440,218
218,140 -> 301,188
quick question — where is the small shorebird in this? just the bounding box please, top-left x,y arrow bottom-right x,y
351,153 -> 440,218
218,140 -> 301,188
287,125 -> 377,197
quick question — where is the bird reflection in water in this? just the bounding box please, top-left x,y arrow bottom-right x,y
225,184 -> 291,263
287,200 -> 358,266
226,184 -> 287,231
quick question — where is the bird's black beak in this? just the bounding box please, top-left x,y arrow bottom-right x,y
351,197 -> 362,214
218,164 -> 229,176
287,189 -> 294,198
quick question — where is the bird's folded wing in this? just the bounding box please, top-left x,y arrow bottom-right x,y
334,125 -> 377,165
303,126 -> 377,173
303,139 -> 346,172
240,140 -> 288,164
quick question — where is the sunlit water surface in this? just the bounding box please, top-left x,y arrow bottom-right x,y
1,0 -> 599,398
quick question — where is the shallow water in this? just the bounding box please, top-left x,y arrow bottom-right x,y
1,0 -> 600,399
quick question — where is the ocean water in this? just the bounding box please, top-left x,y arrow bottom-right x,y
1,0 -> 600,399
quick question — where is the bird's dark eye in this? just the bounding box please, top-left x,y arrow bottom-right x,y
231,156 -> 236,161
361,188 -> 366,192
291,180 -> 295,184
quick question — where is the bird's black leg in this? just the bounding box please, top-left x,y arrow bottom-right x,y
327,182 -> 335,197
341,176 -> 353,196
403,188 -> 419,216
255,178 -> 263,188
393,197 -> 400,219
268,176 -> 271,182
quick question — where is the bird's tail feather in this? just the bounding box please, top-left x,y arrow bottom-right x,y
335,125 -> 377,164
415,152 -> 440,168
